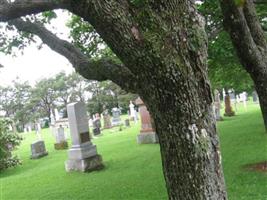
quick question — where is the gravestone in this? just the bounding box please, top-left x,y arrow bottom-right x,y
224,95 -> 235,117
88,118 -> 93,127
125,119 -> 130,127
93,113 -> 101,136
111,107 -> 121,126
240,92 -> 247,111
214,89 -> 223,121
54,108 -> 60,121
65,102 -> 103,172
129,101 -> 138,123
128,101 -> 135,121
50,111 -> 56,126
27,125 -> 32,132
252,91 -> 259,103
135,97 -> 158,144
35,122 -> 42,140
103,109 -> 112,129
54,125 -> 68,150
30,140 -> 48,159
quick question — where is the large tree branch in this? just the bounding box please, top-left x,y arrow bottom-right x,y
0,0 -> 70,21
219,0 -> 267,75
9,19 -> 138,92
243,0 -> 267,48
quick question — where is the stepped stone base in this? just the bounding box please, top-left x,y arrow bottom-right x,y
65,154 -> 104,172
54,141 -> 68,150
31,151 -> 48,159
137,132 -> 158,144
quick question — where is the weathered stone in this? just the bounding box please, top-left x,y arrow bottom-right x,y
214,89 -> 223,121
125,119 -> 130,127
54,141 -> 68,150
30,140 -> 48,159
135,97 -> 158,144
93,113 -> 101,136
129,101 -> 138,122
224,95 -> 235,117
54,126 -> 68,150
111,107 -> 121,126
102,109 -> 112,129
65,102 -> 104,172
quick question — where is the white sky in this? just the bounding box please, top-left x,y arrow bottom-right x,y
0,10 -> 74,86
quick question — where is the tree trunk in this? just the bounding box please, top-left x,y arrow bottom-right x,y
254,76 -> 267,132
70,1 -> 226,197
220,0 -> 267,131
141,86 -> 227,199
60,1 -> 229,199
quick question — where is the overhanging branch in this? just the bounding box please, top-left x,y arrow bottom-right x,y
0,0 -> 70,21
9,19 -> 138,92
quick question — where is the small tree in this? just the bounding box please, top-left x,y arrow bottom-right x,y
0,118 -> 22,171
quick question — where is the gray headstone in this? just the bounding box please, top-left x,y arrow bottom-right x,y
93,118 -> 101,136
30,140 -> 48,159
214,89 -> 222,121
65,102 -> 103,172
111,107 -> 121,126
125,119 -> 130,127
55,126 -> 66,143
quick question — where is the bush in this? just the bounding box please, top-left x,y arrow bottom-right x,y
0,119 -> 23,171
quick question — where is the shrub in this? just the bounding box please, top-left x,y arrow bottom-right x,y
0,119 -> 23,171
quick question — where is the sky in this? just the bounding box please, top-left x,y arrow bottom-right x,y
0,10 -> 74,86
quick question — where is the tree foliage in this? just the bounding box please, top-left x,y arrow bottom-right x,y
0,118 -> 22,171
199,0 -> 266,92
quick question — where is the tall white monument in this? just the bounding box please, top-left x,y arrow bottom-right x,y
65,102 -> 104,172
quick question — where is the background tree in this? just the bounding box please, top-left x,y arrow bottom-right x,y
12,80 -> 32,131
31,77 -> 57,122
219,0 -> 267,131
199,0 -> 267,130
0,80 -> 31,132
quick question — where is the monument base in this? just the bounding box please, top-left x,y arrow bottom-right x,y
54,141 -> 68,150
65,154 -> 104,172
31,151 -> 48,159
224,111 -> 235,117
137,132 -> 158,144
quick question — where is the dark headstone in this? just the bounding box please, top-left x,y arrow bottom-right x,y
125,119 -> 130,127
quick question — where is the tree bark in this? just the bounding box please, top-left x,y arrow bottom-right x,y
220,0 -> 267,132
0,1 -> 228,199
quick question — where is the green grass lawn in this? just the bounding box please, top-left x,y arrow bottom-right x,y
1,102 -> 267,200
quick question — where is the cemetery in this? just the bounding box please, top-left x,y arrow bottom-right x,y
1,99 -> 267,199
0,1 -> 267,200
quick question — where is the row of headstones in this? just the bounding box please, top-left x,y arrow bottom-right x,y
214,89 -> 259,121
91,102 -> 140,135
30,98 -> 158,172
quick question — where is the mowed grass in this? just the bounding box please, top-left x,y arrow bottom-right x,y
0,102 -> 267,200
218,102 -> 267,200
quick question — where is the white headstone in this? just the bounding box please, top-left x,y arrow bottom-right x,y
240,92 -> 247,111
55,126 -> 66,143
36,122 -> 42,140
129,101 -> 138,123
55,108 -> 60,121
